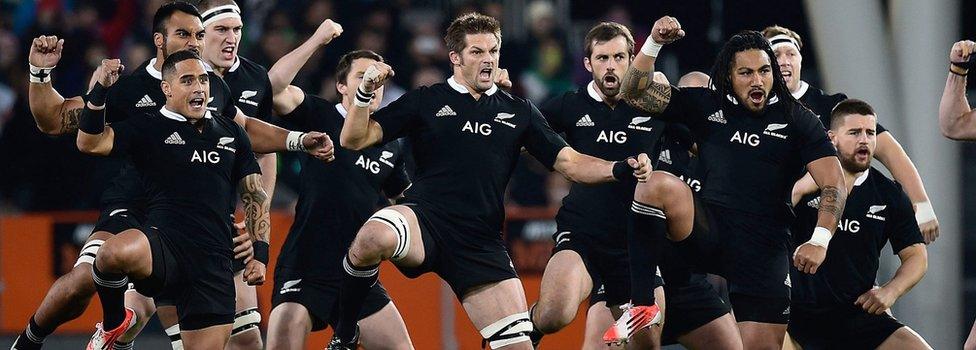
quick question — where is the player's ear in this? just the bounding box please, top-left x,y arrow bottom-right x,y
827,129 -> 836,143
583,57 -> 593,73
449,51 -> 461,66
161,80 -> 172,97
153,32 -> 165,51
336,80 -> 347,96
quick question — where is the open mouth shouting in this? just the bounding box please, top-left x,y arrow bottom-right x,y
188,95 -> 206,112
603,73 -> 619,90
478,66 -> 493,83
748,88 -> 766,106
221,45 -> 236,61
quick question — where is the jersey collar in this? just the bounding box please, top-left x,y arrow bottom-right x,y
228,58 -> 241,73
335,103 -> 348,118
792,80 -> 810,99
160,106 -> 213,122
725,93 -> 780,106
147,58 -> 162,80
448,76 -> 498,96
853,169 -> 870,187
587,81 -> 603,102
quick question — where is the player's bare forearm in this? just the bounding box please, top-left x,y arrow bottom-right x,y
938,72 -> 976,140
268,41 -> 319,95
875,133 -> 929,203
243,116 -> 290,153
76,125 -> 115,156
272,85 -> 305,116
809,157 -> 847,232
240,173 -> 271,244
885,244 -> 927,297
339,106 -> 383,150
791,173 -> 818,206
29,84 -> 84,135
554,148 -> 615,184
256,153 -> 278,200
620,54 -> 672,115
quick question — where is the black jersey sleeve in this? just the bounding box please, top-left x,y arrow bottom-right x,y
373,89 -> 423,144
231,124 -> 262,182
794,109 -> 837,165
382,141 -> 412,197
655,86 -> 709,128
539,93 -> 568,133
885,184 -> 925,254
280,90 -> 313,131
256,75 -> 274,122
108,116 -> 149,156
522,100 -> 569,170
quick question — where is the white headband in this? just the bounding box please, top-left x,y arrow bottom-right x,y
768,34 -> 800,51
201,4 -> 242,27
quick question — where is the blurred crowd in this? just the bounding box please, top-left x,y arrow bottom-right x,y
0,0 -> 817,213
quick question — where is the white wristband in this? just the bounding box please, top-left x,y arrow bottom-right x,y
640,38 -> 663,58
354,85 -> 374,108
806,227 -> 832,249
29,63 -> 55,83
914,201 -> 937,224
286,131 -> 307,152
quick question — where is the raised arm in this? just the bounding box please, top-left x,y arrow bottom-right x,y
268,19 -> 341,95
856,244 -> 927,315
793,156 -> 847,274
939,40 -> 976,140
553,148 -> 650,184
239,173 -> 270,285
76,59 -> 124,155
874,133 -> 938,243
28,35 -> 86,135
340,62 -> 393,150
620,17 -> 685,115
231,106 -> 335,161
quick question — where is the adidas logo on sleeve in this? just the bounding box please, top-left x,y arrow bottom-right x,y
435,105 -> 457,117
164,132 -> 185,145
135,95 -> 156,108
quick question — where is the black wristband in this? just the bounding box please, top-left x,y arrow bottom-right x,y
612,158 -> 635,181
85,82 -> 108,107
78,103 -> 106,134
253,241 -> 270,265
952,57 -> 975,71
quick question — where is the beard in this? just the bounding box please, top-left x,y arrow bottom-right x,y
839,152 -> 871,173
596,72 -> 620,98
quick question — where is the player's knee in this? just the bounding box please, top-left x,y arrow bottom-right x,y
533,303 -> 575,334
93,239 -> 129,272
351,225 -> 398,261
634,171 -> 684,204
228,328 -> 263,350
481,311 -> 533,349
62,264 -> 98,296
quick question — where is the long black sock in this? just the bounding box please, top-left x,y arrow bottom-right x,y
13,316 -> 52,349
92,261 -> 128,330
334,255 -> 379,341
628,201 -> 666,306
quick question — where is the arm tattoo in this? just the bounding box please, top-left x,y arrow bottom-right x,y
818,185 -> 846,219
60,107 -> 82,134
620,67 -> 671,114
239,174 -> 271,244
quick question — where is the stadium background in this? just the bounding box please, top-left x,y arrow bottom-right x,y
0,0 -> 973,348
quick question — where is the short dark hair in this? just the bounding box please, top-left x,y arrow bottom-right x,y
152,1 -> 202,35
162,50 -> 204,80
444,13 -> 501,54
583,22 -> 635,59
830,98 -> 877,129
335,50 -> 385,84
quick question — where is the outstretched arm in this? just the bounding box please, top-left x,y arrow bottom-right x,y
620,16 -> 685,115
794,156 -> 848,274
239,173 -> 270,285
76,59 -> 125,155
874,133 -> 938,243
340,63 -> 393,150
268,19 -> 342,115
939,40 -> 976,140
553,148 -> 650,184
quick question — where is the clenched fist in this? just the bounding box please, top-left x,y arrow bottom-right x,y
650,16 -> 685,46
361,62 -> 395,93
29,35 -> 64,68
313,19 -> 343,46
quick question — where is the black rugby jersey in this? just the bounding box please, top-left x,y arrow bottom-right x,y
221,57 -> 273,122
655,87 -> 836,221
99,58 -> 238,208
541,81 -> 665,240
276,95 -> 409,277
373,77 -> 568,233
110,107 -> 260,252
790,168 -> 922,312
793,81 -> 887,134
